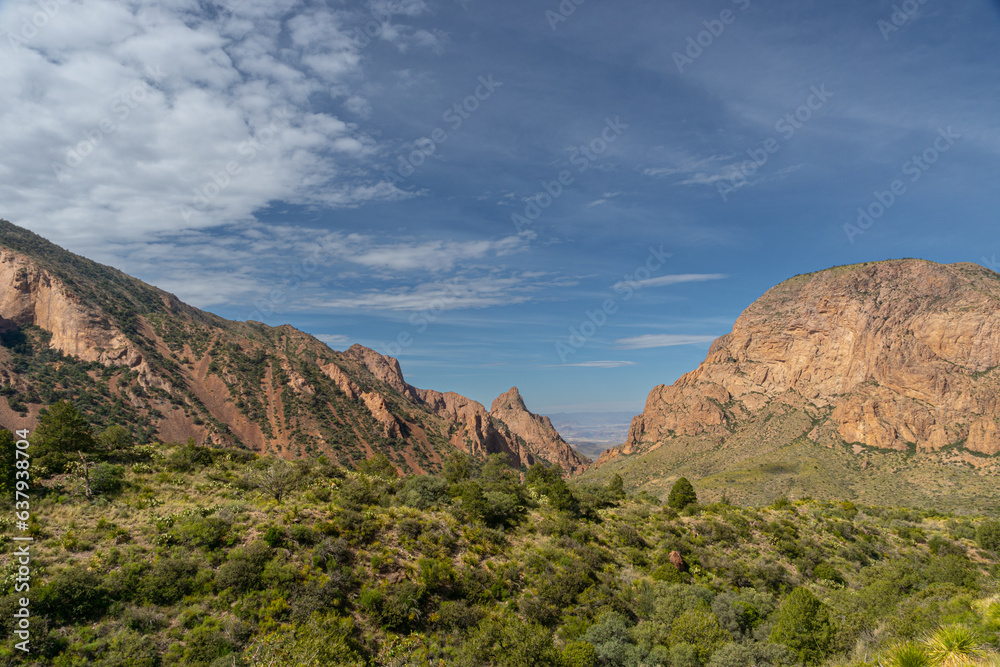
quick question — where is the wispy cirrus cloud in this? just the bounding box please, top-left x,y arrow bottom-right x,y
614,334 -> 719,350
313,334 -> 351,348
315,274 -> 537,312
612,273 -> 728,290
548,361 -> 637,368
328,233 -> 529,273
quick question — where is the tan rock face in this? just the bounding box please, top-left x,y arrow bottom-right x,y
0,249 -> 167,390
617,260 -> 1000,458
344,344 -> 411,396
489,387 -> 590,474
342,346 -> 549,468
414,387 -> 535,466
359,391 -> 403,438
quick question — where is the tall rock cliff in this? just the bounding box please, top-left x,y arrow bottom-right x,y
490,387 -> 590,474
606,260 -> 1000,464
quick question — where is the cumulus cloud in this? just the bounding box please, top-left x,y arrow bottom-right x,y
0,0 -> 437,252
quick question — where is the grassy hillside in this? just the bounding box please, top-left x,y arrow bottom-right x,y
2,411 -> 1000,666
584,408 -> 1000,515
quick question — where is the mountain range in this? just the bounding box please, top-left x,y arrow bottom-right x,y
0,219 -> 587,475
3,219 -> 1000,510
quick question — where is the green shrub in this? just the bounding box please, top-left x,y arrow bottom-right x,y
176,515 -> 232,550
400,475 -> 450,509
813,562 -> 844,585
976,519 -> 1000,552
95,629 -> 160,667
32,401 -> 97,474
122,605 -> 167,633
167,440 -> 216,472
706,641 -> 796,667
924,624 -> 986,665
355,452 -> 398,479
881,642 -> 932,667
583,612 -> 646,666
38,567 -> 108,624
289,524 -> 317,545
666,609 -> 729,663
240,613 -> 365,666
652,564 -> 683,583
455,611 -> 560,666
216,541 -> 272,593
359,581 -> 425,631
183,618 -> 234,666
561,640 -> 598,667
262,525 -> 286,548
435,600 -> 484,629
141,557 -> 199,605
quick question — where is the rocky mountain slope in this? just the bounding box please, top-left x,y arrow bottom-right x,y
590,260 -> 1000,508
490,387 -> 589,474
0,219 -> 578,474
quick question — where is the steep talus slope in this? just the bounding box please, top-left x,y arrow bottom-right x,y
0,220 -> 572,475
590,260 -> 1000,509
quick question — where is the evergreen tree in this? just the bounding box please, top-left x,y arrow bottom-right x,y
33,401 -> 96,474
667,477 -> 698,510
0,430 -> 15,498
606,473 -> 626,500
769,587 -> 834,665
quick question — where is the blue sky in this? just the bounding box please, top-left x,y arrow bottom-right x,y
1,0 -> 999,414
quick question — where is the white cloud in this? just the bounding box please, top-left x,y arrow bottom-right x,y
612,273 -> 729,290
614,335 -> 719,350
317,233 -> 530,274
548,361 -> 637,368
313,334 -> 352,348
317,275 -> 535,312
89,222 -> 529,313
0,0 -> 438,254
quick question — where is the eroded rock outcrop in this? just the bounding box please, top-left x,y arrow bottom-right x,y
490,387 -> 589,474
615,260 -> 1000,460
341,345 -> 538,466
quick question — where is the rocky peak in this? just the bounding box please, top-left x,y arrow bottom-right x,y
490,386 -> 590,474
491,386 -> 528,414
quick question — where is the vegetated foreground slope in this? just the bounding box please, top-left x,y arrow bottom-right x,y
590,260 -> 1000,512
0,219 -> 585,474
2,434 -> 998,666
